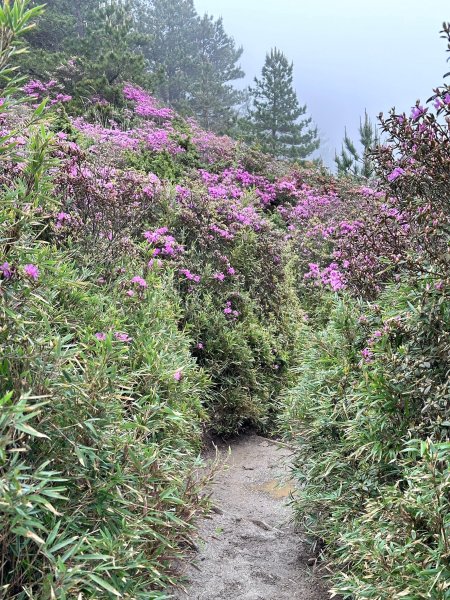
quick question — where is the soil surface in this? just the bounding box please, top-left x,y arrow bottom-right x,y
170,434 -> 331,600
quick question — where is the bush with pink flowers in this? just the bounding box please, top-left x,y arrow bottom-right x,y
278,25 -> 450,599
5,3 -> 450,598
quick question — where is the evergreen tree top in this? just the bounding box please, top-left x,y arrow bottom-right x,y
248,47 -> 320,161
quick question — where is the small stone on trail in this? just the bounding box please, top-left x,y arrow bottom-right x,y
250,518 -> 272,531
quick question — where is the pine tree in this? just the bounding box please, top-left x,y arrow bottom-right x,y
79,0 -> 150,101
335,111 -> 378,178
189,14 -> 244,132
22,0 -> 150,106
21,0 -> 92,78
248,48 -> 319,160
139,0 -> 200,109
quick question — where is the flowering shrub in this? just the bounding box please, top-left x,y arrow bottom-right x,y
17,79 -> 305,435
1,6 -> 211,598
23,78 -> 72,105
8,3 -> 450,598
279,25 -> 450,600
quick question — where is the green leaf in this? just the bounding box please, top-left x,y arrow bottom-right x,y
88,574 -> 122,597
15,422 -> 49,439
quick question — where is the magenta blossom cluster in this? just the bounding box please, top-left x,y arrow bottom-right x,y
72,117 -> 185,155
224,300 -> 240,319
23,79 -> 72,106
131,275 -> 148,288
95,331 -> 132,343
198,167 -> 277,207
179,269 -> 201,283
144,227 -> 184,258
123,84 -> 175,121
304,262 -> 346,292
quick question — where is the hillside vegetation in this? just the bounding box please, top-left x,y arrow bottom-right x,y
1,2 -> 450,599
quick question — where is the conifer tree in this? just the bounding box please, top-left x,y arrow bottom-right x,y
335,111 -> 378,178
139,0 -> 200,109
23,0 -> 150,106
189,14 -> 244,132
248,48 -> 319,160
79,0 -> 150,101
22,0 -> 91,78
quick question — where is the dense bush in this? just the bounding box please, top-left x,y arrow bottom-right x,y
1,4 -> 305,597
1,5 -> 207,598
40,84 -> 305,435
279,27 -> 450,600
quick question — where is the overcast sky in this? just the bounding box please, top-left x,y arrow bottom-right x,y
194,0 -> 449,166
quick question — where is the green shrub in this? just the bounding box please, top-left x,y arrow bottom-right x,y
1,6 -> 210,596
1,251 -> 210,598
280,286 -> 450,599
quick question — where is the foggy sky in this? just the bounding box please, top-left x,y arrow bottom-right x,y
194,0 -> 449,166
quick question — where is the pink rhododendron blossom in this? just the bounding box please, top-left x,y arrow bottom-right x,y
179,269 -> 201,283
55,211 -> 71,228
387,167 -> 405,182
361,348 -> 374,362
0,262 -> 12,279
24,264 -> 39,280
411,105 -> 426,120
115,332 -> 132,342
123,84 -> 175,120
148,258 -> 162,270
131,275 -> 148,288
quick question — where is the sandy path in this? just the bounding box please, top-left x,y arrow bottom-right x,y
170,434 -> 331,600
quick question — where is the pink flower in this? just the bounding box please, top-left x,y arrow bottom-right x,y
0,262 -> 12,279
411,105 -> 426,120
56,211 -> 71,224
115,332 -> 132,343
227,267 -> 236,275
173,370 -> 183,381
131,275 -> 148,288
196,342 -> 204,349
361,348 -> 374,362
387,167 -> 405,182
95,332 -> 107,341
148,258 -> 162,270
223,300 -> 238,317
24,264 -> 39,281
213,272 -> 225,282
126,289 -> 135,297
179,269 -> 201,283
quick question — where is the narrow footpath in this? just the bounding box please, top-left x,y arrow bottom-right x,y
171,434 -> 331,600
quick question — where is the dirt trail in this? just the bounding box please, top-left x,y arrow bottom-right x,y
171,434 -> 331,600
